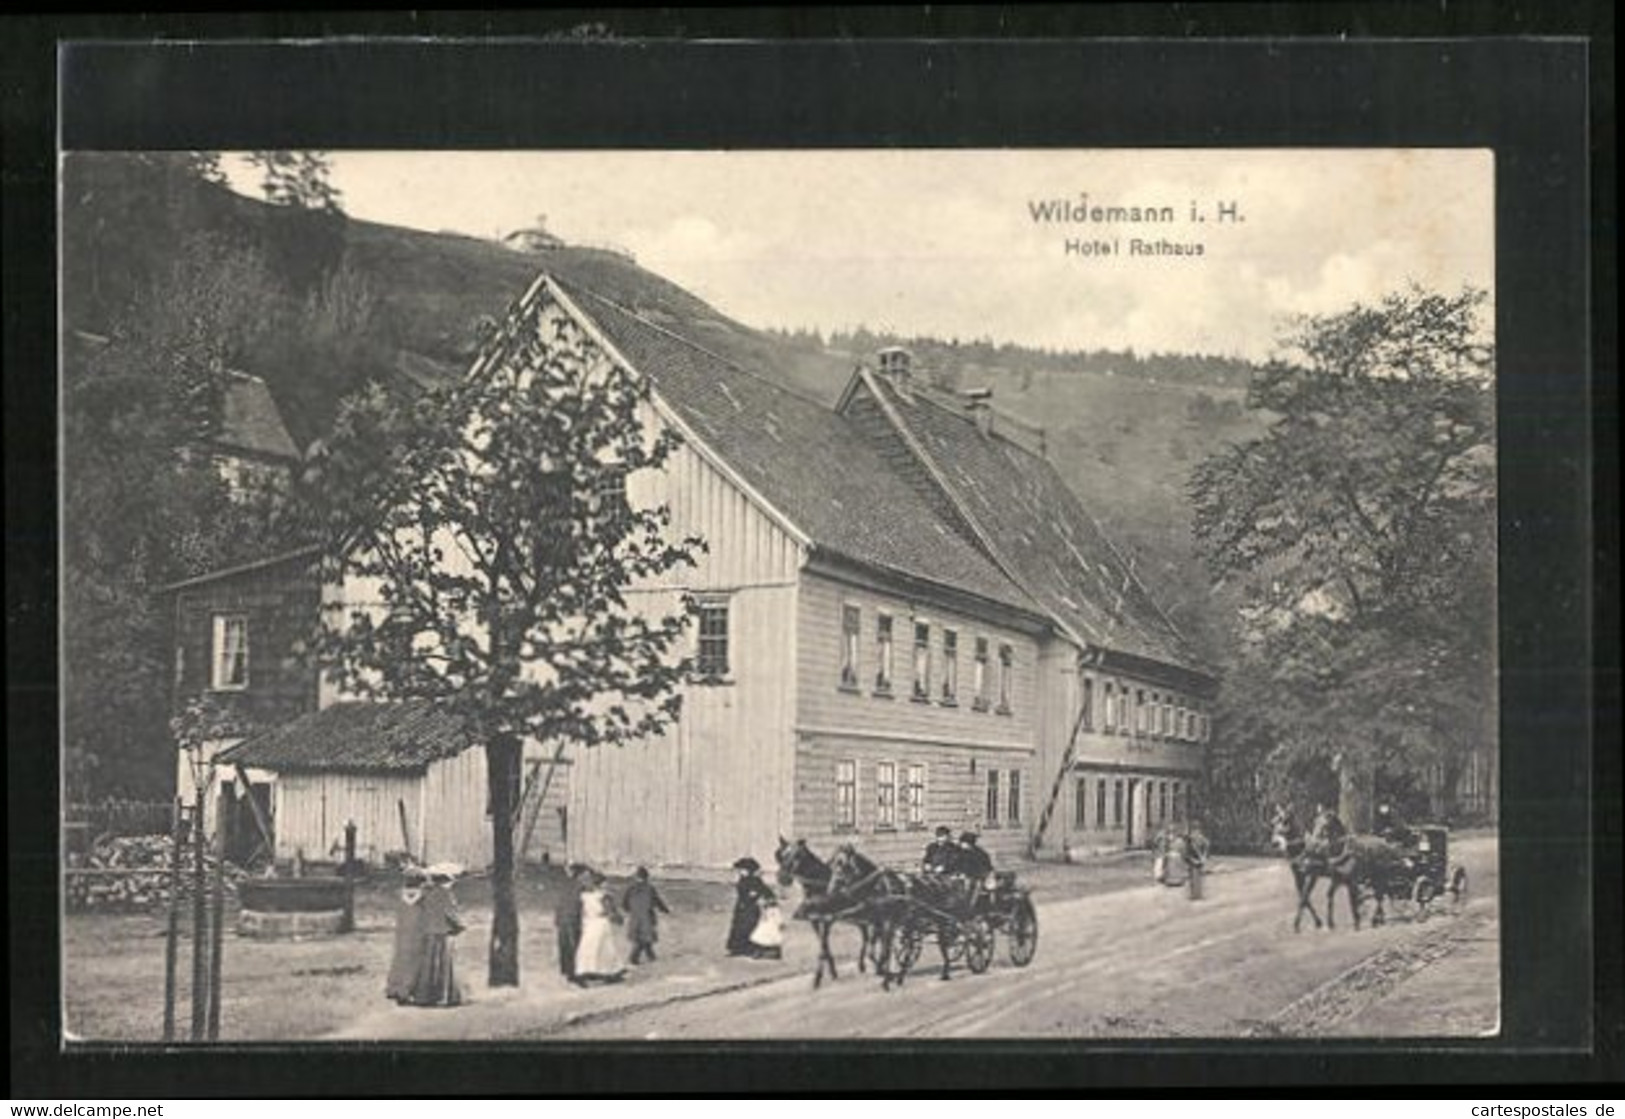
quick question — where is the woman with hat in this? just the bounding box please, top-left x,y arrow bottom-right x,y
385,864 -> 427,1003
573,868 -> 627,985
726,856 -> 778,958
405,863 -> 466,1008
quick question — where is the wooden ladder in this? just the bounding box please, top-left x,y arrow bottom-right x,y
1028,693 -> 1092,858
515,742 -> 569,861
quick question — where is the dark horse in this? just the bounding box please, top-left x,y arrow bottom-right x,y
774,837 -> 882,989
826,844 -> 967,989
1270,806 -> 1403,931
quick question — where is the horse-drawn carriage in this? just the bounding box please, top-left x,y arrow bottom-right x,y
774,837 -> 1038,990
1272,808 -> 1470,931
882,869 -> 1040,984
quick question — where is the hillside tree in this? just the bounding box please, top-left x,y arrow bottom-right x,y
1191,286 -> 1496,830
309,294 -> 705,987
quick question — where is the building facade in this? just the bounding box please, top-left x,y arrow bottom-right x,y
178,265 -> 1216,871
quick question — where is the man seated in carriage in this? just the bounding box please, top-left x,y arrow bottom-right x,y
1374,802 -> 1416,845
922,825 -> 960,877
956,831 -> 995,883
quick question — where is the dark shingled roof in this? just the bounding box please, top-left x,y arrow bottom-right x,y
560,282 -> 1042,616
219,701 -> 472,774
857,372 -> 1209,676
216,370 -> 301,460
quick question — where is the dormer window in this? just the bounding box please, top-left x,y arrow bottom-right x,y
210,614 -> 249,691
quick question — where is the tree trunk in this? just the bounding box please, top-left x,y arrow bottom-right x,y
486,733 -> 522,987
1337,758 -> 1373,834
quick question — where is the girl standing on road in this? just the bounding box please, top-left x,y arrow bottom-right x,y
574,869 -> 627,984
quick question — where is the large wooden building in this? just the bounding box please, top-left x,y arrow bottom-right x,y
174,257 -> 1218,870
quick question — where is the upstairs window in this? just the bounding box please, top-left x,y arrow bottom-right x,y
590,464 -> 630,527
695,597 -> 731,680
1162,698 -> 1174,738
941,630 -> 959,703
840,605 -> 861,689
912,623 -> 931,700
1136,689 -> 1149,735
972,637 -> 990,711
1103,682 -> 1117,731
875,613 -> 894,694
997,645 -> 1014,713
211,614 -> 249,691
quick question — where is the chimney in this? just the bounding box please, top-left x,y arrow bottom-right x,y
877,347 -> 913,395
962,387 -> 995,437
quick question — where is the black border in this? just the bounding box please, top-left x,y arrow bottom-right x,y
8,5 -> 1616,1096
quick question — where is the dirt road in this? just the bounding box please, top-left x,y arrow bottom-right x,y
543,837 -> 1498,1040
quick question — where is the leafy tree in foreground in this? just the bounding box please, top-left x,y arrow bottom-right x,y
310,294 -> 704,986
1191,286 -> 1495,831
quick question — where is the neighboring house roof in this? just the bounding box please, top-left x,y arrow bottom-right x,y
558,281 -> 1044,618
218,701 -> 472,774
216,370 -> 301,461
850,369 -> 1212,679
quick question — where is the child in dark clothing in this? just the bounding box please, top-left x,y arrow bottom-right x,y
622,866 -> 672,964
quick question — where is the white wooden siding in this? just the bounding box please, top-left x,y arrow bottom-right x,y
271,771 -> 422,865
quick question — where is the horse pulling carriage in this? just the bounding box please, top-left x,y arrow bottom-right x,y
1272,808 -> 1469,931
774,837 -> 1038,991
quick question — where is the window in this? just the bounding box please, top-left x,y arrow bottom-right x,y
211,614 -> 249,690
875,614 -> 894,694
1163,698 -> 1174,737
1096,779 -> 1108,829
941,630 -> 958,703
972,637 -> 990,711
1171,782 -> 1182,822
1120,686 -> 1134,736
1136,689 -> 1149,735
1075,778 -> 1088,828
1113,779 -> 1125,826
1159,781 -> 1169,823
1177,706 -> 1188,740
1200,714 -> 1210,742
876,761 -> 898,829
1150,692 -> 1161,735
695,597 -> 731,679
905,764 -> 927,828
835,760 -> 857,830
840,605 -> 861,689
1008,769 -> 1022,824
1103,682 -> 1116,731
912,623 -> 931,700
590,465 -> 629,526
985,768 -> 1001,825
997,645 -> 1014,713
1081,677 -> 1094,730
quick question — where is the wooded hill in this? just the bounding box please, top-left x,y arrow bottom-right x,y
62,153 -> 1261,665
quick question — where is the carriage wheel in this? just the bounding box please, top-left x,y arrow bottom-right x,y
962,917 -> 995,975
1450,865 -> 1469,904
1007,898 -> 1039,968
894,922 -> 924,976
1411,875 -> 1435,920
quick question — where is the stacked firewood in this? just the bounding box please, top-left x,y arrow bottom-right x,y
64,834 -> 249,912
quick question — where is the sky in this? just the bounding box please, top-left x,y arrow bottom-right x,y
224,149 -> 1493,361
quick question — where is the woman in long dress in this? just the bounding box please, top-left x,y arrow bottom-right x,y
406,865 -> 466,1007
726,856 -> 777,958
385,866 -> 427,1002
573,870 -> 626,984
